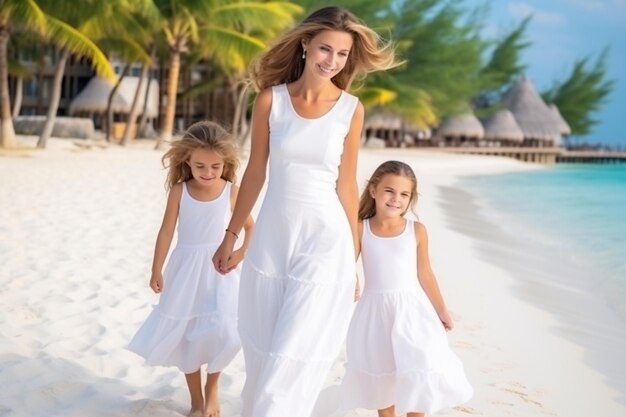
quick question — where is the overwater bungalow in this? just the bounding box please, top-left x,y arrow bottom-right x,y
482,109 -> 524,146
503,76 -> 563,147
435,112 -> 484,147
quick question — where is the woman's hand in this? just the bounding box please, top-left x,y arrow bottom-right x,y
212,233 -> 237,275
225,247 -> 246,273
354,276 -> 361,302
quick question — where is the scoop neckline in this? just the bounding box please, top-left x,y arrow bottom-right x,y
282,83 -> 344,121
366,218 -> 408,239
184,180 -> 227,203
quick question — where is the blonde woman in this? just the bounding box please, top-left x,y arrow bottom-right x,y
212,6 -> 397,416
129,121 -> 254,417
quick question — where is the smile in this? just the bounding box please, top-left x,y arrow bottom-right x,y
317,64 -> 335,73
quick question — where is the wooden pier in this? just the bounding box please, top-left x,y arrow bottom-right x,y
432,147 -> 626,164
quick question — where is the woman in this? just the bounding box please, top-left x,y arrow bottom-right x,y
213,6 -> 397,416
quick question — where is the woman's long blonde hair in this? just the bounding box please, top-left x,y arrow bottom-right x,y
358,160 -> 418,220
249,6 -> 398,91
161,121 -> 239,190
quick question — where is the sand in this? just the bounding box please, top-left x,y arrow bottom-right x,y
0,137 -> 624,417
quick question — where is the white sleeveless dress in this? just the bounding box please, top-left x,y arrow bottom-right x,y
238,83 -> 358,416
129,181 -> 241,374
341,219 -> 473,414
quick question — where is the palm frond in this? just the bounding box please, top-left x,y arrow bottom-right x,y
356,87 -> 397,107
180,76 -> 224,98
45,16 -> 115,80
213,2 -> 303,34
5,0 -> 47,33
200,27 -> 265,73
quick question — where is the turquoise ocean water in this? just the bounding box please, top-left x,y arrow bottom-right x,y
461,163 -> 626,320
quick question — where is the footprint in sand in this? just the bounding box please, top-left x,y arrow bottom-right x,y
453,405 -> 480,414
494,381 -> 554,411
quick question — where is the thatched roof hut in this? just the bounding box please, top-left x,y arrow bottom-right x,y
503,76 -> 561,144
482,109 -> 524,142
364,113 -> 402,131
549,104 -> 571,136
437,112 -> 484,139
69,76 -> 159,117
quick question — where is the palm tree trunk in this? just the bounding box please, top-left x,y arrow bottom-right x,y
156,50 -> 180,149
232,83 -> 250,144
137,71 -> 152,138
121,63 -> 148,145
105,64 -> 129,142
37,48 -> 69,149
12,76 -> 22,118
0,28 -> 16,148
137,48 -> 155,138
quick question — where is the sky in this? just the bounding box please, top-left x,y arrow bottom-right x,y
465,0 -> 626,146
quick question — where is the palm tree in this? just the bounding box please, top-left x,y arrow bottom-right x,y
35,0 -> 152,148
153,0 -> 302,148
0,0 -> 48,148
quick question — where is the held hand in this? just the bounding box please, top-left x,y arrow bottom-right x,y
212,234 -> 236,275
223,248 -> 245,273
149,272 -> 164,294
438,309 -> 454,331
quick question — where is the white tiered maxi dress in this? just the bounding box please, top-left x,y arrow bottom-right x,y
341,219 -> 473,414
238,83 -> 358,417
128,181 -> 241,374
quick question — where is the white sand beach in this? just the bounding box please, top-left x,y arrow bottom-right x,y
1,137 -> 624,417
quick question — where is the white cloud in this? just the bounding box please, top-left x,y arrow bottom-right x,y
507,2 -> 566,25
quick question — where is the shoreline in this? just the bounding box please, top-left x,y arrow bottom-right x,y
1,139 -> 624,416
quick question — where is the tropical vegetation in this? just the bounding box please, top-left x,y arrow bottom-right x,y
0,0 -> 615,149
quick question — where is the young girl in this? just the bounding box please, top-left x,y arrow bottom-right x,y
128,121 -> 254,417
341,160 -> 473,417
211,6 -> 397,417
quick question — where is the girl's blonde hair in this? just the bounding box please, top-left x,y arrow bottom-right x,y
162,121 -> 239,190
249,6 -> 398,91
359,160 -> 418,220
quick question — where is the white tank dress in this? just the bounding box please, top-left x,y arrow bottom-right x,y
341,219 -> 473,414
238,83 -> 358,417
129,181 -> 241,374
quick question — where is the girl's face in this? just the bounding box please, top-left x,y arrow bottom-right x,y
371,174 -> 414,218
186,148 -> 225,187
303,30 -> 353,80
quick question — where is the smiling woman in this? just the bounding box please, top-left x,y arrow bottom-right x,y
211,6 -> 399,417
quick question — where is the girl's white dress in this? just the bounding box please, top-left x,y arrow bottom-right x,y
238,83 -> 358,417
128,181 -> 241,374
341,219 -> 473,414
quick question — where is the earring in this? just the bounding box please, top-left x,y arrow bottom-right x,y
302,49 -> 306,59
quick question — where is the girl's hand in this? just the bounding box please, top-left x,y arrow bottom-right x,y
149,272 -> 164,294
438,309 -> 454,331
212,234 -> 236,275
224,248 -> 246,273
354,277 -> 361,302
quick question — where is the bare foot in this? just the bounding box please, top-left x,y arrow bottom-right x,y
204,392 -> 220,417
204,372 -> 221,417
188,410 -> 204,417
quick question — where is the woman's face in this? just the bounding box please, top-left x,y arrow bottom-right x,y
303,30 -> 353,80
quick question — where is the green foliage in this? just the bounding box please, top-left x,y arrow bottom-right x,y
542,49 -> 614,136
474,16 -> 530,117
292,0 -> 486,126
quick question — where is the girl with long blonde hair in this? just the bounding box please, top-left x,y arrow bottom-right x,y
129,121 -> 254,417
